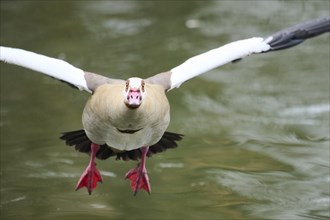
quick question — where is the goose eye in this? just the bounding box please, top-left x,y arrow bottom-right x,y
125,80 -> 129,92
141,80 -> 145,92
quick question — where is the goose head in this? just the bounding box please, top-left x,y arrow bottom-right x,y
123,77 -> 146,109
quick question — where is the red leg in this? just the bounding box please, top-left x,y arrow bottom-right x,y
125,146 -> 151,195
75,143 -> 103,195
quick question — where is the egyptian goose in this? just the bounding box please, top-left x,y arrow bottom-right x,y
1,17 -> 329,195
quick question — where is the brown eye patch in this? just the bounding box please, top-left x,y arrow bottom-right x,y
141,80 -> 145,92
125,80 -> 129,92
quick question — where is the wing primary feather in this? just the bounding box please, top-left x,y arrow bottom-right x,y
264,16 -> 330,51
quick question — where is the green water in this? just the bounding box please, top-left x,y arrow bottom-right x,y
1,1 -> 329,220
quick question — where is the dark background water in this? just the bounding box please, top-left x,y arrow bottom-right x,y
1,1 -> 329,219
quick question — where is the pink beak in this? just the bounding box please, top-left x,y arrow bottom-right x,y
127,89 -> 142,108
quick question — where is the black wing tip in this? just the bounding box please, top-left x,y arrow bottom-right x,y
60,129 -> 184,161
60,129 -> 116,160
147,131 -> 184,156
266,16 -> 330,52
115,131 -> 184,161
60,129 -> 94,154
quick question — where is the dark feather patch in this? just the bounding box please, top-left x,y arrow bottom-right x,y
266,17 -> 330,52
60,129 -> 184,161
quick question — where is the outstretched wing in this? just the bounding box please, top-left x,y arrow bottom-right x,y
147,17 -> 330,90
0,46 -> 122,93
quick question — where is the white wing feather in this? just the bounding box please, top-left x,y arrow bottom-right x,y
170,37 -> 270,89
0,46 -> 91,93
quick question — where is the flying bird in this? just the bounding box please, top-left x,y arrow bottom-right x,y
1,17 -> 329,195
